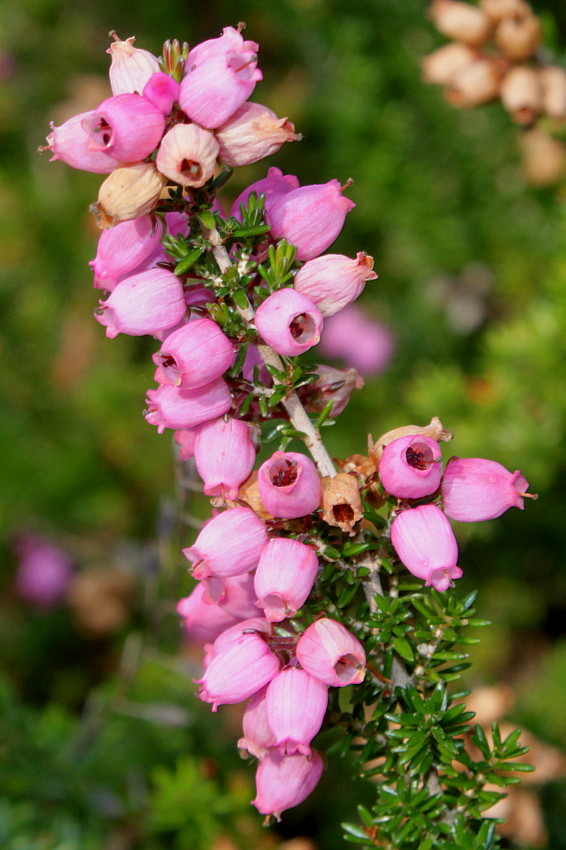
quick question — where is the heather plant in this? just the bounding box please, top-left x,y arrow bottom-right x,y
35,20 -> 544,849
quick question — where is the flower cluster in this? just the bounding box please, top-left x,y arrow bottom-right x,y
423,0 -> 566,184
373,429 -> 533,591
44,25 -> 535,823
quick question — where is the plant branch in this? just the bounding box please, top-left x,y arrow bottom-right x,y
203,223 -> 337,478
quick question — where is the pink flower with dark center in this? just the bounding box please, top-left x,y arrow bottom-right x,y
83,93 -> 165,161
258,451 -> 322,519
254,289 -> 323,357
46,111 -> 122,174
153,317 -> 235,389
156,124 -> 219,188
379,435 -> 443,499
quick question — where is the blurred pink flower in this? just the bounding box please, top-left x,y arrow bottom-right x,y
319,304 -> 395,376
14,534 -> 73,609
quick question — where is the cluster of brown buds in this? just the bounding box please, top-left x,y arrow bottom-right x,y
423,0 -> 566,184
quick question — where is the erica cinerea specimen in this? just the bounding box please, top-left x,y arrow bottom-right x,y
44,23 -> 536,840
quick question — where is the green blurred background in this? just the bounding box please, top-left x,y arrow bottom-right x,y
1,0 -> 566,847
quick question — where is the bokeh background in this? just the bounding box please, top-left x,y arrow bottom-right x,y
1,0 -> 566,847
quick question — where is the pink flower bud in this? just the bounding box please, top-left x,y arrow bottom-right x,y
94,268 -> 186,338
319,304 -> 395,376
293,252 -> 378,317
174,428 -> 197,460
94,269 -> 186,339
297,364 -> 364,418
254,538 -> 319,622
107,36 -> 160,95
238,687 -> 277,759
254,289 -> 323,357
252,750 -> 324,820
258,451 -> 322,519
266,667 -> 328,756
142,71 -> 180,114
46,111 -> 122,174
194,417 -> 257,499
216,102 -> 299,167
179,32 -> 262,129
266,179 -> 355,262
296,619 -> 366,687
230,167 -> 300,221
177,582 -> 240,643
390,504 -> 462,591
90,214 -> 164,291
195,629 -> 280,711
153,317 -> 235,389
441,457 -> 532,522
379,435 -> 443,499
156,124 -> 219,188
14,534 -> 73,609
144,379 -> 232,434
182,507 -> 268,580
83,94 -> 165,161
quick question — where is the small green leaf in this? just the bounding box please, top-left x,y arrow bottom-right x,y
392,636 -> 414,662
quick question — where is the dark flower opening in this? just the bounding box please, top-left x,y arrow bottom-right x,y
406,442 -> 436,470
270,459 -> 298,487
289,312 -> 316,343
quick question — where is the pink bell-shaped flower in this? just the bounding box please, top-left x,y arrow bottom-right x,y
156,124 -> 219,188
153,317 -> 235,389
441,457 -> 533,522
230,167 -> 299,221
94,268 -> 186,338
144,379 -> 232,434
390,504 -> 463,592
90,214 -> 164,291
83,93 -> 165,162
179,28 -> 262,129
238,687 -> 277,760
266,666 -> 328,756
296,619 -> 366,687
252,750 -> 324,820
254,289 -> 323,357
254,537 -> 319,622
379,435 -> 443,499
266,179 -> 355,261
186,26 -> 259,67
142,71 -> 180,114
194,417 -> 257,500
293,252 -> 378,317
46,111 -> 122,174
107,36 -> 160,95
216,102 -> 299,167
182,507 -> 268,580
195,629 -> 280,711
319,304 -> 396,376
258,451 -> 322,519
177,582 -> 240,644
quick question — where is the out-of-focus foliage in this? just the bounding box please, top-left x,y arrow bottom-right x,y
1,0 -> 566,847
